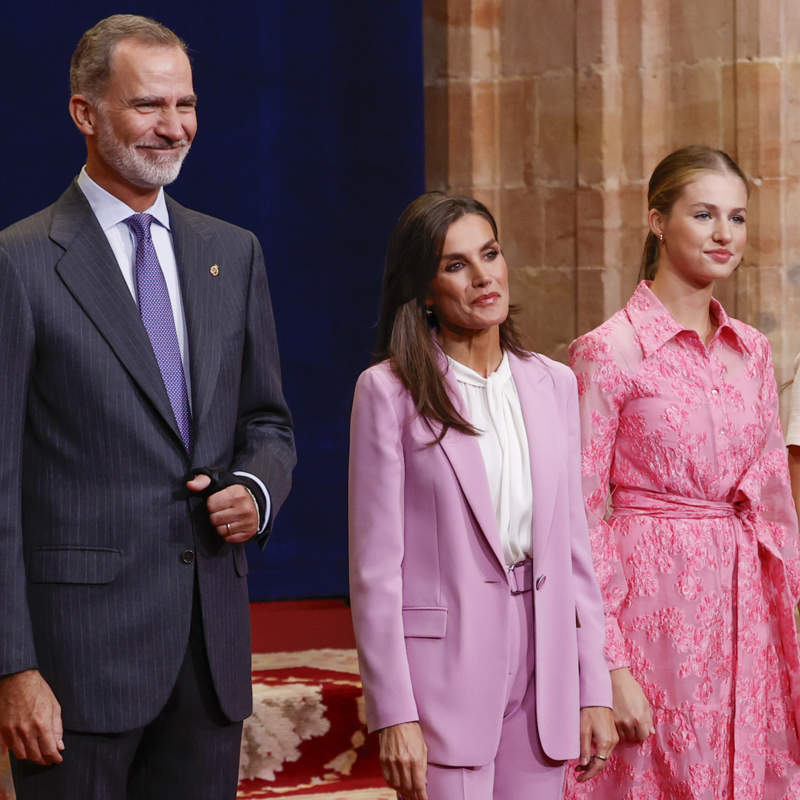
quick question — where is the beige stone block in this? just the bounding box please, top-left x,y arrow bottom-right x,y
712,270 -> 738,319
668,0 -> 735,64
423,2 -> 448,82
735,0 -> 783,60
447,81 -> 476,189
576,186 -> 606,268
471,22 -> 501,80
576,265 -> 626,335
617,0 -> 644,65
619,185 -> 649,272
577,67 -> 623,187
498,186 -> 544,268
621,65 -> 644,182
471,82 -> 499,187
425,83 -> 453,190
502,0 -> 575,76
783,178 -> 800,260
537,72 -> 577,185
543,188 -> 576,267
669,62 -> 725,149
785,2 -> 800,57
498,78 -> 532,186
575,0 -> 603,68
783,63 -> 800,177
424,0 -> 470,27
641,0 -> 672,68
639,48 -> 671,173
576,68 -> 604,186
746,178 -> 784,266
735,60 -> 782,179
445,20 -> 474,81
510,265 -> 576,361
736,264 -> 784,339
473,0 -> 502,29
719,63 -> 737,157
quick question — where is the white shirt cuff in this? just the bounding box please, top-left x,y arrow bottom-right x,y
233,471 -> 271,535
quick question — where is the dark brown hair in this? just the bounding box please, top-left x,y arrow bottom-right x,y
374,192 -> 529,439
640,145 -> 749,280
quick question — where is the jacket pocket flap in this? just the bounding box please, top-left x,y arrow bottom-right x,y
27,547 -> 122,585
402,606 -> 447,639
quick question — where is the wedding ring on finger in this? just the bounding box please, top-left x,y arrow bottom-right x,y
592,754 -> 608,762
226,522 -> 231,534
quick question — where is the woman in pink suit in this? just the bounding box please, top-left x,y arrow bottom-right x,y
348,192 -> 617,800
564,146 -> 800,800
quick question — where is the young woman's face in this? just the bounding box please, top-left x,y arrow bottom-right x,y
426,213 -> 509,335
651,170 -> 748,287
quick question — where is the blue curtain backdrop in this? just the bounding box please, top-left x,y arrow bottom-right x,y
2,2 -> 425,600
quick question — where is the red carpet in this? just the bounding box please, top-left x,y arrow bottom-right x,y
249,599 -> 357,652
238,601 -> 389,799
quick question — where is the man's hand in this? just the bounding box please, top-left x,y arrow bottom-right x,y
378,721 -> 428,800
574,705 -> 618,782
610,667 -> 655,742
0,669 -> 64,765
186,474 -> 259,543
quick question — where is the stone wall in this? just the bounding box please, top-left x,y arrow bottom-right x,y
423,0 -> 800,393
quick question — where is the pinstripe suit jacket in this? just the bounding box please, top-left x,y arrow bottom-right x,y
0,181 -> 295,731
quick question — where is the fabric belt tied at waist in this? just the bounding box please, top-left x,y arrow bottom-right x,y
611,488 -> 740,520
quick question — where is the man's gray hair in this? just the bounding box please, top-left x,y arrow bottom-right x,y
70,14 -> 187,101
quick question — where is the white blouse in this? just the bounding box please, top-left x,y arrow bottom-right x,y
447,353 -> 533,566
787,354 -> 800,446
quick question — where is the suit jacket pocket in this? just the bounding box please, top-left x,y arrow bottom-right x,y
402,606 -> 447,639
27,546 -> 122,584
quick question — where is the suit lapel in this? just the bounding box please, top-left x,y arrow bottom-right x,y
167,197 -> 221,443
437,362 -> 507,573
508,353 -> 559,564
52,183 -> 184,447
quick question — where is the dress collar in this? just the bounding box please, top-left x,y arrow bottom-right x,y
625,280 -> 749,357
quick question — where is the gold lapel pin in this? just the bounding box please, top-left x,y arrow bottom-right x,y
210,264 -> 220,277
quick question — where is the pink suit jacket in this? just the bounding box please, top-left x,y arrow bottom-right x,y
348,351 -> 612,766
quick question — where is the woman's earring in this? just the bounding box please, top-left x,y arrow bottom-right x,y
425,305 -> 435,320
658,233 -> 664,242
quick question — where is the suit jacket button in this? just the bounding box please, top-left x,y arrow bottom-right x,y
535,574 -> 546,591
181,549 -> 195,565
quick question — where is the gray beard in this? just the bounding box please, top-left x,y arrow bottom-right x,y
94,114 -> 190,189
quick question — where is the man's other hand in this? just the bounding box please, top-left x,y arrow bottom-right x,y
0,669 -> 64,765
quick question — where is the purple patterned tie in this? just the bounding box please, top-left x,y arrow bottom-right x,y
125,213 -> 192,450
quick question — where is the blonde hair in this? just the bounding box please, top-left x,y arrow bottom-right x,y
640,145 -> 748,280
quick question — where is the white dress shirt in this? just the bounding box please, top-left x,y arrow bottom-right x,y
448,353 -> 533,566
76,168 -> 270,532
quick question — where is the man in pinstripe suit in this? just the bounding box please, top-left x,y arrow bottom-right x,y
0,14 -> 295,799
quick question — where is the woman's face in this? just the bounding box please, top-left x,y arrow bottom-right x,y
426,213 -> 509,335
651,170 -> 748,287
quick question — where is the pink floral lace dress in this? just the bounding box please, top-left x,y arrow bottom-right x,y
563,282 -> 800,800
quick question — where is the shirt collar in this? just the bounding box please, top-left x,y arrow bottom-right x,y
626,280 -> 749,358
446,350 -> 511,388
77,166 -> 171,233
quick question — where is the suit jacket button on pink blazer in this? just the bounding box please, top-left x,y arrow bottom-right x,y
535,575 -> 546,590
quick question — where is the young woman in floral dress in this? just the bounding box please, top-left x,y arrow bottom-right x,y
564,145 -> 800,799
